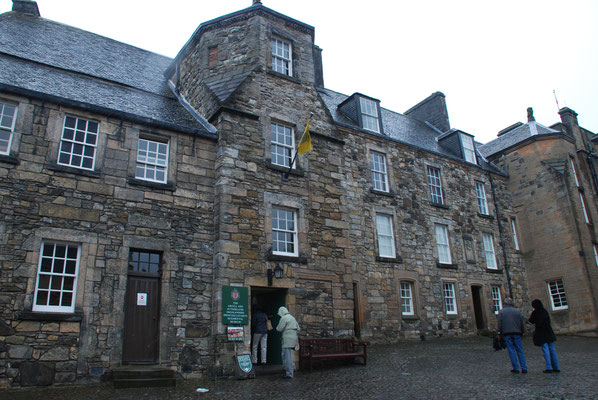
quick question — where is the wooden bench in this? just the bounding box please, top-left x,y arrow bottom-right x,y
299,337 -> 367,372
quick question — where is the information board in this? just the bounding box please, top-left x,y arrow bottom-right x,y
222,286 -> 248,325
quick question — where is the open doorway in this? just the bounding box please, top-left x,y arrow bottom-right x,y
251,287 -> 287,365
471,285 -> 485,330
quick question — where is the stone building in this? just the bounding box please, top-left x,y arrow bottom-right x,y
0,0 -> 526,387
480,108 -> 598,334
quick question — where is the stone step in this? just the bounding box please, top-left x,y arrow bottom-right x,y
111,365 -> 178,388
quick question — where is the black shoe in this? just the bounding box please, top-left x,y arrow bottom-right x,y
510,369 -> 520,373
521,370 -> 527,374
553,369 -> 560,373
543,369 -> 553,373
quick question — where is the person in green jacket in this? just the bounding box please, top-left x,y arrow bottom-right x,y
276,306 -> 300,378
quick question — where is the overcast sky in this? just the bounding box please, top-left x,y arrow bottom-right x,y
3,0 -> 596,144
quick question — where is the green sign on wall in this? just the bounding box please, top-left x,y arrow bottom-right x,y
222,286 -> 248,325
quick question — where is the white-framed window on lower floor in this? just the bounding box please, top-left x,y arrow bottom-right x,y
511,218 -> 520,251
491,286 -> 502,314
579,193 -> 591,224
400,282 -> 414,316
593,243 -> 598,267
271,122 -> 294,168
370,151 -> 389,192
475,181 -> 488,215
375,213 -> 396,258
136,137 -> 169,183
482,233 -> 498,270
443,282 -> 457,315
272,207 -> 298,256
32,241 -> 81,313
547,279 -> 568,311
435,224 -> 452,264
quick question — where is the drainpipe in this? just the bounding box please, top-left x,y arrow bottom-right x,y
488,173 -> 514,299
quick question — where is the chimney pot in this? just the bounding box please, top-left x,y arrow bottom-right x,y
12,0 -> 40,17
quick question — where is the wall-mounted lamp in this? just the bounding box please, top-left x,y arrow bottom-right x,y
267,263 -> 284,286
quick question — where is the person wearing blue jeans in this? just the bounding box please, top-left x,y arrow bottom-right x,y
497,297 -> 528,373
529,299 -> 560,373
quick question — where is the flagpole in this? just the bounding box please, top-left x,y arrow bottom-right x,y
282,112 -> 313,182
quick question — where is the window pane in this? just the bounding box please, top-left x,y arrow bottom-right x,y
428,167 -> 443,204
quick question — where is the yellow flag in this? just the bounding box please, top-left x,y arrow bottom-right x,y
297,117 -> 312,155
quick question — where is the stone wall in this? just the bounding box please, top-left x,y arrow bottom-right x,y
0,93 -> 217,387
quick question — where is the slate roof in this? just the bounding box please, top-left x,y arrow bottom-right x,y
318,88 -> 504,174
479,121 -> 565,158
0,11 -> 215,136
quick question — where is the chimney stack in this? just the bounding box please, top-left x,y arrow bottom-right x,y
527,107 -> 535,122
12,0 -> 40,16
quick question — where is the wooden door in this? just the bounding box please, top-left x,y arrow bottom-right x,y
122,250 -> 162,364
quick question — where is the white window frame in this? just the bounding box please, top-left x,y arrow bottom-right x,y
593,244 -> 598,267
443,282 -> 457,315
272,207 -> 298,257
461,134 -> 476,164
32,241 -> 81,313
135,138 -> 169,183
376,213 -> 396,258
580,193 -> 590,224
400,282 -> 414,316
475,181 -> 488,215
370,151 -> 389,192
491,287 -> 502,314
272,37 -> 292,76
482,233 -> 498,270
547,279 -> 568,311
271,122 -> 295,168
0,101 -> 17,155
511,218 -> 520,251
427,166 -> 444,205
359,97 -> 380,133
435,224 -> 452,264
57,115 -> 99,170
570,158 -> 580,187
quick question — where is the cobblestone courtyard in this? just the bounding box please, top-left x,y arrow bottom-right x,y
2,335 -> 597,400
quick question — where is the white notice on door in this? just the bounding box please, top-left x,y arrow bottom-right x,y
137,293 -> 147,306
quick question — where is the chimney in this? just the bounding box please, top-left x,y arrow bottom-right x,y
404,92 -> 450,133
313,45 -> 324,88
252,0 -> 262,5
12,0 -> 40,16
527,107 -> 535,122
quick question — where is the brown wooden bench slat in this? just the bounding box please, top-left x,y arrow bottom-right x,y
299,337 -> 367,372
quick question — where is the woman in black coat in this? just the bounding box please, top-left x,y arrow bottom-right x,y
529,299 -> 560,373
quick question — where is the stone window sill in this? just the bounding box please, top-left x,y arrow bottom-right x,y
376,255 -> 403,263
267,253 -> 308,264
17,311 -> 83,322
127,177 -> 175,191
267,69 -> 301,84
401,315 -> 419,321
47,162 -> 101,178
437,262 -> 457,269
0,154 -> 19,165
478,213 -> 494,220
266,161 -> 305,177
430,202 -> 449,210
485,268 -> 503,274
370,188 -> 396,198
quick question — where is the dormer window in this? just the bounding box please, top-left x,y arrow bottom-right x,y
461,134 -> 476,164
272,38 -> 292,76
359,97 -> 380,133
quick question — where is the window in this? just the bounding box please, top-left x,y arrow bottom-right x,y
208,46 -> 218,67
491,287 -> 502,314
135,138 -> 168,183
32,241 -> 80,313
511,218 -> 520,251
443,282 -> 457,315
593,244 -> 598,267
435,224 -> 452,264
129,250 -> 161,274
0,101 -> 17,155
570,158 -> 579,187
271,123 -> 294,168
482,233 -> 498,269
427,166 -> 444,205
580,193 -> 590,224
272,208 -> 298,256
461,134 -> 476,163
376,214 -> 396,258
370,152 -> 388,192
400,282 -> 414,316
272,38 -> 292,76
58,115 -> 99,170
547,279 -> 568,311
475,182 -> 488,215
359,97 -> 380,133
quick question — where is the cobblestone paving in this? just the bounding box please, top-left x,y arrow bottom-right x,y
2,335 -> 597,400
